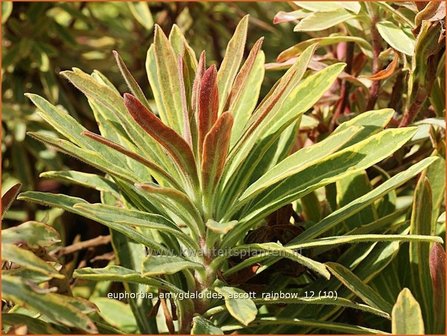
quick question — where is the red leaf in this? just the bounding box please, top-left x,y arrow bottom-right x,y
201,112 -> 234,197
1,183 -> 22,218
124,93 -> 198,187
198,64 -> 219,156
429,242 -> 446,314
191,51 -> 206,115
367,50 -> 399,81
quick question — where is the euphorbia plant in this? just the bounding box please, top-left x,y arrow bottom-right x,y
18,16 -> 441,334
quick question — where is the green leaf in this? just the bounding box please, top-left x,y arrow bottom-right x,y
2,221 -> 60,248
333,108 -> 395,146
409,174 -> 434,329
215,286 -> 257,326
127,2 -> 153,30
206,219 -> 237,234
26,94 -> 120,160
239,126 -> 359,203
217,15 -> 249,114
295,2 -> 361,14
2,243 -> 63,279
336,170 -> 376,231
227,242 -> 330,279
222,317 -> 386,334
262,62 -> 346,140
391,288 -> 425,334
243,127 -> 418,229
90,298 -> 138,333
83,130 -> 179,189
136,183 -> 203,238
28,132 -> 136,184
289,234 -> 442,250
326,262 -> 394,313
227,39 -> 265,146
149,25 -> 184,134
40,170 -> 119,196
425,155 -> 445,226
191,316 -> 223,335
2,313 -> 66,334
278,35 -> 372,62
113,50 -> 151,110
2,275 -> 97,333
142,255 -> 204,276
377,21 -> 415,56
253,295 -> 389,319
61,69 -> 175,176
293,157 -> 437,243
294,9 -> 355,32
17,191 -> 170,253
74,266 -> 189,298
2,1 -> 13,24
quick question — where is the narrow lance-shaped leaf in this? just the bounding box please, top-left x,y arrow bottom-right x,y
142,255 -> 204,277
201,112 -> 234,206
429,243 -> 446,333
2,243 -> 63,279
2,221 -> 60,248
243,128 -> 417,224
40,170 -> 119,196
113,50 -> 151,110
74,265 -> 187,295
151,25 -> 184,134
289,234 -> 442,250
217,15 -> 249,114
239,126 -> 359,203
289,156 -> 438,244
2,313 -> 65,334
226,242 -> 330,279
198,65 -> 219,155
326,262 -> 394,313
178,56 -> 193,146
83,130 -> 181,190
391,288 -> 425,334
26,93 -> 124,166
2,275 -> 97,333
218,45 -> 318,214
28,132 -> 135,184
136,183 -> 204,238
73,202 -> 198,251
277,35 -> 372,62
294,9 -> 355,32
226,38 -> 265,146
409,174 -> 434,329
61,69 -> 176,176
17,191 -> 170,253
169,25 -> 197,112
124,93 -> 199,190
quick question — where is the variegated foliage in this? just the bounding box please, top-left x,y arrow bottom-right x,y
13,16 -> 442,334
